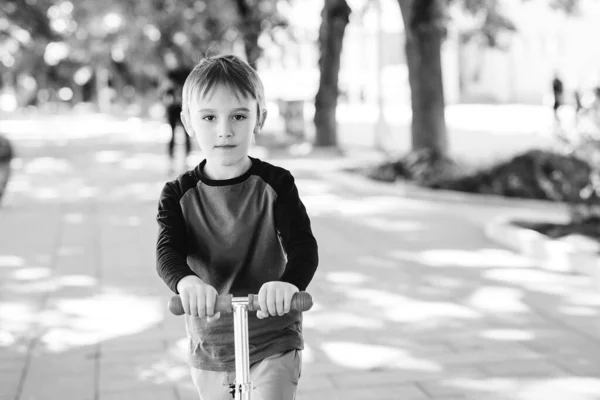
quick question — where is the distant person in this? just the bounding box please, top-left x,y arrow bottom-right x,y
552,74 -> 564,128
163,85 -> 191,172
591,86 -> 600,132
574,89 -> 583,128
155,54 -> 319,399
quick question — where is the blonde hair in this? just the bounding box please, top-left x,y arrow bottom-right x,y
181,54 -> 266,124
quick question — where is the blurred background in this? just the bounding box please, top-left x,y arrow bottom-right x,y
2,0 -> 600,399
3,0 -> 600,160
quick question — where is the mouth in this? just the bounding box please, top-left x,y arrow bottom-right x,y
214,145 -> 237,149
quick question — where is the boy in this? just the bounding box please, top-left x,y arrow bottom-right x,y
155,54 -> 319,399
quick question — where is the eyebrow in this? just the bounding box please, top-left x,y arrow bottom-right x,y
197,107 -> 251,113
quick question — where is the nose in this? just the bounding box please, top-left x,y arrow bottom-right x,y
217,118 -> 233,137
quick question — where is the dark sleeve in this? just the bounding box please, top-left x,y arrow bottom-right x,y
156,182 -> 196,294
275,172 -> 319,291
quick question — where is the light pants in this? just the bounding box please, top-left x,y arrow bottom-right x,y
190,350 -> 302,400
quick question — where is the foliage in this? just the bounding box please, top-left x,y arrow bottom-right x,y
366,147 -> 600,221
0,135 -> 13,164
430,149 -> 593,202
2,0 -> 289,98
366,149 -> 464,186
0,135 -> 14,206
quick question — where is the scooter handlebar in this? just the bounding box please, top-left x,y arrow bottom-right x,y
168,291 -> 313,316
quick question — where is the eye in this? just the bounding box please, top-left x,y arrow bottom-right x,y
202,115 -> 215,122
232,114 -> 247,121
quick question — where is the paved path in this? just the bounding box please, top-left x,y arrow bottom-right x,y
1,116 -> 599,400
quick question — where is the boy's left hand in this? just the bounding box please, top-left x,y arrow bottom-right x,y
256,281 -> 299,319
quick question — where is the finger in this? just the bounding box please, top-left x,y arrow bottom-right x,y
256,310 -> 268,319
196,287 -> 206,318
275,288 -> 285,316
207,312 -> 220,322
180,291 -> 190,315
283,292 -> 292,314
188,291 -> 199,317
258,286 -> 268,316
267,288 -> 277,316
205,289 -> 216,317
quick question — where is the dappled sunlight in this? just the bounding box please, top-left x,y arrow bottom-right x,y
0,330 -> 17,347
320,341 -> 442,371
4,175 -> 99,201
391,248 -> 536,268
38,290 -> 162,352
63,213 -> 85,224
167,337 -> 189,364
0,301 -> 37,340
95,150 -> 124,163
324,271 -> 369,285
484,268 -> 585,296
6,272 -> 98,294
565,292 -> 600,307
101,181 -> 164,202
431,377 -> 520,396
517,377 -> 600,400
120,152 -> 169,171
0,255 -> 25,268
57,246 -> 85,257
138,359 -> 190,384
303,193 -> 436,217
23,157 -> 73,174
293,179 -> 333,195
94,149 -> 171,171
12,267 -> 51,281
468,286 -> 530,313
303,311 -> 385,332
480,329 -> 536,341
344,288 -> 481,323
558,305 -> 598,317
356,255 -> 399,269
360,217 -> 425,233
108,215 -> 141,227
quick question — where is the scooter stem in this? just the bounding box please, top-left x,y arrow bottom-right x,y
232,299 -> 252,399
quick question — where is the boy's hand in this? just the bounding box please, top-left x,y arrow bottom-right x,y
257,281 -> 299,319
176,275 -> 220,320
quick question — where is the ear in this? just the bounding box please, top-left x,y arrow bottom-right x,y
180,110 -> 194,137
254,109 -> 268,134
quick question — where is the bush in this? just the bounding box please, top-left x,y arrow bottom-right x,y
431,149 -> 593,203
366,149 -> 464,186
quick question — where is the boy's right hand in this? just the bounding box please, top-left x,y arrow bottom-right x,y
176,275 -> 220,320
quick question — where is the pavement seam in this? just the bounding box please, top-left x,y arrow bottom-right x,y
13,336 -> 39,400
93,199 -> 102,400
14,202 -> 66,400
413,380 -> 434,399
525,302 -> 600,349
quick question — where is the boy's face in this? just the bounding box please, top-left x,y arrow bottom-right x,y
182,84 -> 262,172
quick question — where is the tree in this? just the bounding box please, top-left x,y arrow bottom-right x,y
396,0 -> 581,161
311,0 -> 579,156
314,0 -> 351,147
232,0 -> 288,70
398,0 -> 448,156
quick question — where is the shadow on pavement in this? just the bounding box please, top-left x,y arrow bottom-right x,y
0,125 -> 599,400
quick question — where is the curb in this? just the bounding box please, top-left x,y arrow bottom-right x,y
328,167 -> 600,290
484,213 -> 600,289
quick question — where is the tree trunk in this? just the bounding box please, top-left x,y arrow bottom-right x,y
235,0 -> 262,70
314,0 -> 351,147
398,0 -> 448,156
242,27 -> 261,70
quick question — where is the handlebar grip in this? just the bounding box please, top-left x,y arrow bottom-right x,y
168,292 -> 313,316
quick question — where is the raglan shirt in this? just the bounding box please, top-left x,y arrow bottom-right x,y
156,157 -> 319,371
